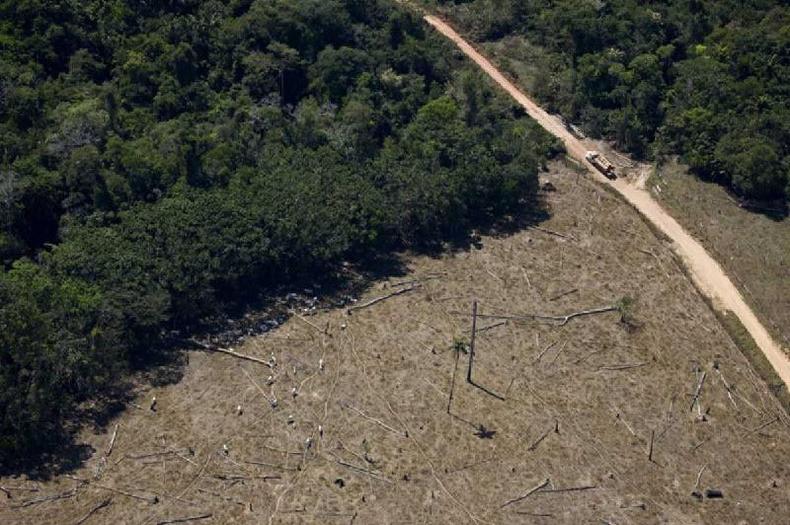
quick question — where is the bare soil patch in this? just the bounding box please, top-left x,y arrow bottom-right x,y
2,162 -> 788,524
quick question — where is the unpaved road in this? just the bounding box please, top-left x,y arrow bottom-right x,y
423,14 -> 790,389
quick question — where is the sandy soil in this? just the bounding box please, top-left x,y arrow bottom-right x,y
2,162 -> 788,524
422,14 -> 790,390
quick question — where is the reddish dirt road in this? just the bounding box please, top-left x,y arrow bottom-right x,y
423,14 -> 790,389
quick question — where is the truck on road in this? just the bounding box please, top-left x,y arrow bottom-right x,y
585,151 -> 617,179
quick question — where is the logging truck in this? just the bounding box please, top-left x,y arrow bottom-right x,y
585,151 -> 616,179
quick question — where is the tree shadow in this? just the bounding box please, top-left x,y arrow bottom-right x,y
2,189 -> 552,478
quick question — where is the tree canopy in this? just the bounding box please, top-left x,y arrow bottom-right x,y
433,0 -> 790,202
0,0 -> 558,463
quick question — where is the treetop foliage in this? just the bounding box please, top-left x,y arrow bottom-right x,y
435,0 -> 790,202
0,0 -> 558,464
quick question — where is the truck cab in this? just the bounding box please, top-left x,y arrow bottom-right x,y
585,151 -> 617,179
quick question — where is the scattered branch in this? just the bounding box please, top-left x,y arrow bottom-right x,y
713,367 -> 737,409
500,478 -> 551,508
597,362 -> 646,371
465,305 -> 618,327
528,225 -> 575,241
689,371 -> 707,412
693,464 -> 707,492
105,424 -> 119,457
191,339 -> 271,368
156,514 -> 212,525
744,415 -> 779,437
535,340 -> 559,363
527,423 -> 556,452
342,403 -> 405,437
11,488 -> 78,508
74,497 -> 112,525
447,341 -> 461,414
327,452 -> 393,483
293,313 -> 325,334
540,485 -> 597,494
647,429 -> 655,463
476,320 -> 507,333
346,285 -> 420,314
126,448 -> 191,460
549,341 -> 569,366
241,367 -> 272,403
67,475 -> 158,504
549,288 -> 578,302
467,301 -> 478,384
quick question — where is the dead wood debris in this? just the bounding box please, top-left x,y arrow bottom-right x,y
467,305 -> 618,327
156,514 -> 212,525
535,340 -> 559,363
196,488 -> 246,507
549,341 -> 569,366
105,424 -> 119,457
527,422 -> 558,452
126,448 -> 192,460
74,497 -> 112,525
597,362 -> 646,371
11,488 -> 78,508
327,451 -> 392,483
691,463 -> 707,499
500,478 -> 551,508
713,366 -> 737,409
346,284 -> 420,314
528,225 -> 576,241
689,370 -> 707,412
342,402 -> 405,437
190,338 -> 272,368
476,320 -> 507,333
744,415 -> 779,437
67,476 -> 158,504
549,288 -> 579,302
540,485 -> 598,494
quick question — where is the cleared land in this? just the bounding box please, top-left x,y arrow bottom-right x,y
2,162 -> 788,524
421,14 -> 790,390
651,160 -> 790,350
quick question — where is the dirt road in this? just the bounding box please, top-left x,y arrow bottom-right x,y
423,15 -> 790,389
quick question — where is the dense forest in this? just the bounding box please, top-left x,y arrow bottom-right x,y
432,0 -> 790,203
0,0 -> 560,463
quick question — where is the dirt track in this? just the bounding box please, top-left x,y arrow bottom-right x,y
423,14 -> 790,390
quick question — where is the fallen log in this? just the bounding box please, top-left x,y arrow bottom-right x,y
501,478 -> 550,508
156,514 -> 212,525
528,225 -> 575,241
74,497 -> 112,525
539,485 -> 597,494
527,424 -> 555,452
597,362 -> 646,371
346,285 -> 420,314
189,338 -> 271,367
342,403 -> 404,437
689,371 -> 707,412
476,320 -> 507,333
328,453 -> 393,484
457,305 -> 618,327
105,424 -> 119,457
12,488 -> 78,508
549,288 -> 578,302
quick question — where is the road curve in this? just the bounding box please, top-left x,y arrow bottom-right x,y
423,14 -> 790,389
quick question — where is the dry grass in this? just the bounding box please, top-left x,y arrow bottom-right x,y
651,160 -> 790,350
2,162 -> 788,524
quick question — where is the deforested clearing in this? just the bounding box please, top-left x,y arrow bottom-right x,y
3,161 -> 787,524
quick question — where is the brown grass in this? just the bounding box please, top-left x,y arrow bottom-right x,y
2,162 -> 788,524
651,160 -> 790,350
